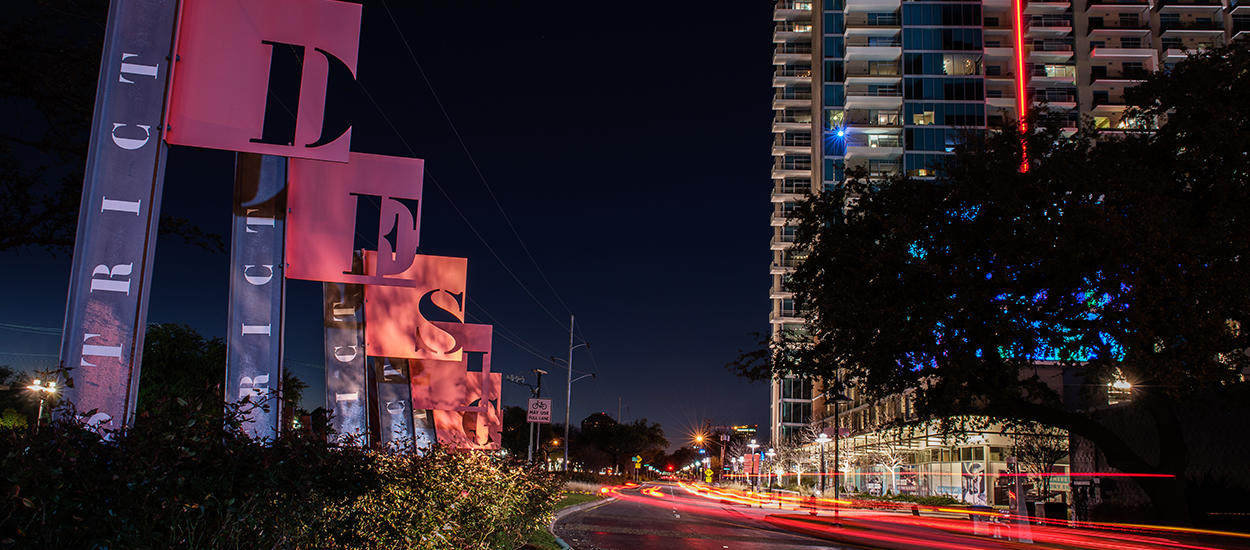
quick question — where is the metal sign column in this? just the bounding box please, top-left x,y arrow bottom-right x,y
225,153 -> 287,439
58,0 -> 180,429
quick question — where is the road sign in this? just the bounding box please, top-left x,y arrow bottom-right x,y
527,398 -> 552,423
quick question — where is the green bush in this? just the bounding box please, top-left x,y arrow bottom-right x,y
1,396 -> 561,549
564,471 -> 625,486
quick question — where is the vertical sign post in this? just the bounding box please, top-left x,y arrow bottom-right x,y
324,277 -> 367,443
58,0 -> 180,429
225,153 -> 287,439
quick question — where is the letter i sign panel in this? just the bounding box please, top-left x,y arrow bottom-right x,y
165,0 -> 361,162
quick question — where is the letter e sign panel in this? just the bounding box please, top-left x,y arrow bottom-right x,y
165,0 -> 361,162
286,152 -> 425,283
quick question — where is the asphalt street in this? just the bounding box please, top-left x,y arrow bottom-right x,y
553,483 -> 852,550
553,482 -> 1250,550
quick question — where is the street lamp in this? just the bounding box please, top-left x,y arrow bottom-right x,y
27,378 -> 57,433
815,432 -> 831,493
747,439 -> 760,490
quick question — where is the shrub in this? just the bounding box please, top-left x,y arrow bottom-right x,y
0,396 -> 561,549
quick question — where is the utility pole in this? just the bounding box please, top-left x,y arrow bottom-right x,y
564,315 -> 574,472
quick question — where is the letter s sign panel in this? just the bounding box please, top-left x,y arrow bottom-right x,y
165,0 -> 361,163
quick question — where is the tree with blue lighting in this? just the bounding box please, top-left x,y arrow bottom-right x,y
731,43 -> 1250,526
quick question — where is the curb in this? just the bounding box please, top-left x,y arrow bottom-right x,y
549,497 -> 616,549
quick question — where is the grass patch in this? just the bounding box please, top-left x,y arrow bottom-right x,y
521,492 -> 602,550
557,491 -> 602,510
522,528 -> 562,550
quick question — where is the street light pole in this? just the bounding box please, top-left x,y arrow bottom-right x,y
816,432 -> 830,493
830,391 -> 852,526
27,379 -> 57,434
562,315 -> 591,472
747,439 -> 759,491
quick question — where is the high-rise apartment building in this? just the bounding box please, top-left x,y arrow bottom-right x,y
769,0 -> 1243,444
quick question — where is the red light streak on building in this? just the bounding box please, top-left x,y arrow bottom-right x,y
1014,0 -> 1029,172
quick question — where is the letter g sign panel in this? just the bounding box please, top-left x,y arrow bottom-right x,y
165,0 -> 361,162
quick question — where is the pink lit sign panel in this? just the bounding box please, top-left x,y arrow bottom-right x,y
166,0 -> 361,162
363,256 -> 468,360
286,152 -> 425,284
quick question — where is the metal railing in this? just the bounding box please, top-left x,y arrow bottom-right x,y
848,39 -> 903,48
775,68 -> 813,78
1161,20 -> 1223,30
846,88 -> 903,97
775,44 -> 814,55
1029,17 -> 1072,28
1090,69 -> 1149,83
1031,92 -> 1076,102
1087,20 -> 1148,31
1032,43 -> 1074,52
778,1 -> 814,10
775,91 -> 813,100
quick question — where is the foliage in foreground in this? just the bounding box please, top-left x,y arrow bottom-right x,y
0,396 -> 562,550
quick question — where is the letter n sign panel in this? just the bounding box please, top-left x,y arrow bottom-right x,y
165,0 -> 361,162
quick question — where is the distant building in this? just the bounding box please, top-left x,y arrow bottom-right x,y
767,0 -> 1243,445
768,0 -> 1244,509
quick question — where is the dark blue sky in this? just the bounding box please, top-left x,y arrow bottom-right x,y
4,0 -> 777,447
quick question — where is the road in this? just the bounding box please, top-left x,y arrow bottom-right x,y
554,482 -> 1250,550
553,483 -> 851,550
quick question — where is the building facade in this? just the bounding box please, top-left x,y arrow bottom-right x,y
768,0 -> 1245,446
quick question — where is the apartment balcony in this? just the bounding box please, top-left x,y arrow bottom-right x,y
844,71 -> 903,86
1026,17 -> 1073,38
845,139 -> 904,159
1236,21 -> 1250,40
1090,46 -> 1158,64
774,0 -> 814,20
1092,93 -> 1130,110
1029,90 -> 1077,109
844,0 -> 907,13
1086,0 -> 1149,8
1161,21 -> 1226,38
773,67 -> 813,87
774,43 -> 813,65
774,26 -> 813,44
772,144 -> 811,157
769,286 -> 795,301
845,39 -> 903,61
771,188 -> 810,203
773,90 -> 813,109
1156,0 -> 1224,11
844,87 -> 904,110
1162,46 -> 1207,61
987,95 -> 1019,110
769,310 -> 806,324
1089,69 -> 1150,85
983,46 -> 1017,59
770,234 -> 798,250
770,258 -> 801,273
771,210 -> 800,227
1087,20 -> 1150,34
1027,43 -> 1075,63
845,14 -> 902,34
1029,66 -> 1077,86
1024,1 -> 1071,15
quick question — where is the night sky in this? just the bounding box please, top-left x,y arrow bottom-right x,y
4,0 -> 777,448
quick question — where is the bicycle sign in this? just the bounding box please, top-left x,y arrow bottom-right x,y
527,398 -> 552,424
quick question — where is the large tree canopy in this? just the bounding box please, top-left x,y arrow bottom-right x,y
730,43 -> 1250,523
